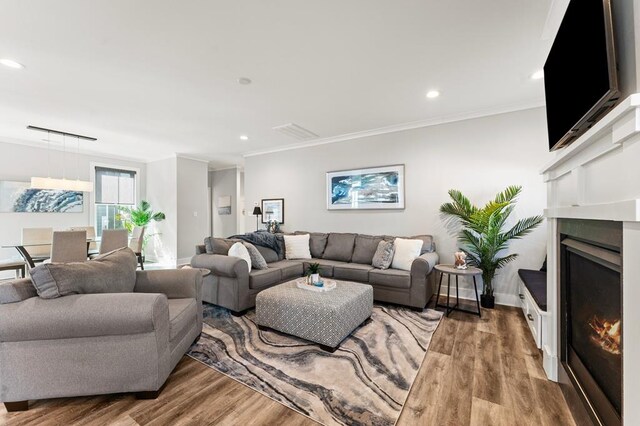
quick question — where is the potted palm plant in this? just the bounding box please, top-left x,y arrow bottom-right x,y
116,200 -> 166,256
439,186 -> 543,308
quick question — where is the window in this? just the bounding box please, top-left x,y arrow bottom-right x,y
94,166 -> 137,237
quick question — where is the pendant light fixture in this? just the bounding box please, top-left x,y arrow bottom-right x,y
28,125 -> 95,192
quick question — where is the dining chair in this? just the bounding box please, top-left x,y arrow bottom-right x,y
50,230 -> 88,263
21,227 -> 53,264
129,226 -> 145,270
70,226 -> 97,255
99,229 -> 129,254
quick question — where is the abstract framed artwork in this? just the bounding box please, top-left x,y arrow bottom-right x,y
261,198 -> 284,224
326,165 -> 405,210
0,180 -> 84,213
217,195 -> 231,215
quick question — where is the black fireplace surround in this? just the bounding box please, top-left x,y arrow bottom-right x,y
559,219 -> 622,426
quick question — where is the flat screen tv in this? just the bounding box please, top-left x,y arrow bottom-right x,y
544,0 -> 619,151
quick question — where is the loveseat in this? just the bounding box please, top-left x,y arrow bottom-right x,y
0,249 -> 203,412
191,232 -> 439,314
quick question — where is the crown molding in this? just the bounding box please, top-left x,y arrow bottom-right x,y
175,153 -> 211,164
243,99 -> 545,157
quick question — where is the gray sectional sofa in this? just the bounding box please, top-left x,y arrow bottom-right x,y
191,232 -> 439,314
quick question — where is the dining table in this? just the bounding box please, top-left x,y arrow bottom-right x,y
2,239 -> 97,269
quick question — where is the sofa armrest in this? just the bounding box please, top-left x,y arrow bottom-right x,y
190,254 -> 249,279
0,293 -> 168,343
135,269 -> 202,301
411,252 -> 439,276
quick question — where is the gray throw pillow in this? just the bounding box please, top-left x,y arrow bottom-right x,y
243,242 -> 268,270
372,240 -> 395,270
30,248 -> 138,299
204,237 -> 240,255
0,278 -> 37,304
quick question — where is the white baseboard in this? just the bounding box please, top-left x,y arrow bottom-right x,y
543,345 -> 558,381
435,288 -> 519,307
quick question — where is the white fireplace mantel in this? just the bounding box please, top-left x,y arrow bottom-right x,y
541,93 -> 640,424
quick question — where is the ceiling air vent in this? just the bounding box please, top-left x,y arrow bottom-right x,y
272,123 -> 318,141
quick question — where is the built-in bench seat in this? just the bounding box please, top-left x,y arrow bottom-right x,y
517,263 -> 548,349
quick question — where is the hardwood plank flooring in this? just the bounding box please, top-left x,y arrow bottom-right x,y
0,304 -> 575,426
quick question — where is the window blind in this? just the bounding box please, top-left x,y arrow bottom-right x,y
95,167 -> 136,205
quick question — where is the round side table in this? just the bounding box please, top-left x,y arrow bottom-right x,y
434,264 -> 482,317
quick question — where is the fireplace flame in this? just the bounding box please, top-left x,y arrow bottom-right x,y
588,316 -> 621,355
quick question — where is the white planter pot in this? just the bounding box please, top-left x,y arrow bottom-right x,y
311,273 -> 320,283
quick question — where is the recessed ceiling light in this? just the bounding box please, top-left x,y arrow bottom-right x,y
0,58 -> 25,69
239,135 -> 249,141
531,70 -> 544,80
238,77 -> 252,85
426,90 -> 440,99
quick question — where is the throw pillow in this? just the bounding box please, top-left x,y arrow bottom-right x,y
243,242 -> 268,270
228,242 -> 252,270
353,234 -> 384,264
283,234 -> 312,260
372,240 -> 395,270
30,248 -> 138,299
391,238 -> 423,271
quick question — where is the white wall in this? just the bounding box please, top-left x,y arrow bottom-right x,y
211,167 -> 241,238
146,156 -> 209,265
146,157 -> 177,265
176,157 -> 209,263
244,108 -> 552,305
0,140 -> 146,262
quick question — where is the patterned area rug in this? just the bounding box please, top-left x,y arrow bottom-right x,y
188,303 -> 442,426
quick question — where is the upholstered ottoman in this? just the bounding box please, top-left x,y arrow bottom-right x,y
255,279 -> 373,351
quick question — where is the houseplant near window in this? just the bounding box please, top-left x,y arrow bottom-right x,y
439,186 -> 543,308
116,200 -> 166,254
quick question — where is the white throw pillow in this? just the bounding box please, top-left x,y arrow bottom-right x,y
284,234 -> 312,260
228,242 -> 252,270
391,238 -> 423,271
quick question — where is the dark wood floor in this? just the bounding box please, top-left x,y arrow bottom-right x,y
1,303 -> 576,426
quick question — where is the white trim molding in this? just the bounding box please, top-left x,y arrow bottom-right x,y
244,99 -> 544,157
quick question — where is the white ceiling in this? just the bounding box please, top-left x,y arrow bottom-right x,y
0,0 -> 554,168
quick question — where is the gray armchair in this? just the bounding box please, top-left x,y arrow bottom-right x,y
0,268 -> 203,412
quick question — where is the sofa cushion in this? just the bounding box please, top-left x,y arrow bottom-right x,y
0,278 -> 37,304
243,242 -> 268,270
30,248 -> 138,299
322,233 -> 356,262
333,263 -> 373,282
229,242 -> 252,271
302,259 -> 346,278
255,245 -> 279,263
351,234 -> 384,265
204,237 -> 240,255
249,268 -> 282,290
369,269 -> 411,289
268,260 -> 304,280
391,238 -> 423,271
168,298 -> 197,342
372,240 -> 395,270
295,231 -> 329,258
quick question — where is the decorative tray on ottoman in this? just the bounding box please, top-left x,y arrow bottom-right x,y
295,278 -> 337,292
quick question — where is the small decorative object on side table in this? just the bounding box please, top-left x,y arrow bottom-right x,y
453,251 -> 467,269
434,264 -> 482,317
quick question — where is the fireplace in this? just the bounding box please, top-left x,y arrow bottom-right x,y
559,219 -> 622,426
